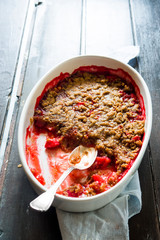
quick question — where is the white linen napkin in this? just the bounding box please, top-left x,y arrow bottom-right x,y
107,46 -> 140,64
56,171 -> 141,240
56,47 -> 141,240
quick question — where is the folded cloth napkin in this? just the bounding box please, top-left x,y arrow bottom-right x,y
56,171 -> 141,240
107,46 -> 140,64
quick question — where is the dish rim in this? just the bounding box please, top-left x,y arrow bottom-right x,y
18,55 -> 152,202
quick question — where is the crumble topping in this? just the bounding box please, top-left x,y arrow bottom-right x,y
33,70 -> 145,175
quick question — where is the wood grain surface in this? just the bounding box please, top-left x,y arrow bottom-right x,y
0,0 -> 160,239
129,0 -> 160,239
0,0 -> 30,138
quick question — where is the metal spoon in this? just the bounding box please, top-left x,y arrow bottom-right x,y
30,145 -> 97,211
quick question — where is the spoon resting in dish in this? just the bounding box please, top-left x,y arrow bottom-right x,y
30,145 -> 97,211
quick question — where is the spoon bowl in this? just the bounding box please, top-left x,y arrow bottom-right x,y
30,146 -> 97,211
69,145 -> 98,170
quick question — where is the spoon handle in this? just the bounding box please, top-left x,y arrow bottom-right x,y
30,166 -> 74,211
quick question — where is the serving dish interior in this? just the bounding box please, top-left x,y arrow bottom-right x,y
18,56 -> 152,212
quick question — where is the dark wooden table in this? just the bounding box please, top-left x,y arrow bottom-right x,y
0,0 -> 160,239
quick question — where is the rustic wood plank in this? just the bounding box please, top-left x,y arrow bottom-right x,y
20,0 -> 82,100
129,150 -> 160,239
0,0 -> 30,138
0,0 -> 37,192
129,0 -> 160,238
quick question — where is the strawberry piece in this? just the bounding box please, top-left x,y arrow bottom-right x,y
66,184 -> 83,197
92,174 -> 104,183
93,156 -> 111,169
77,102 -> 85,106
30,168 -> 45,185
132,135 -> 140,141
136,115 -> 144,120
45,138 -> 60,149
89,175 -> 106,193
